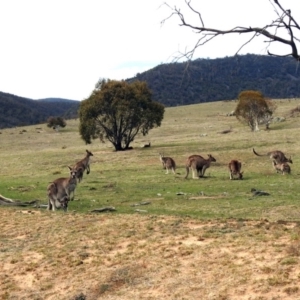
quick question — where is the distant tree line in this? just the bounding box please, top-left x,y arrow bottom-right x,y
2,54 -> 300,129
0,92 -> 79,129
129,54 -> 300,106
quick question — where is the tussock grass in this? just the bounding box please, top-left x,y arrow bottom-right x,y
1,99 -> 300,299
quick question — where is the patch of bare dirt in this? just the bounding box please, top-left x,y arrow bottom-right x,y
0,208 -> 300,300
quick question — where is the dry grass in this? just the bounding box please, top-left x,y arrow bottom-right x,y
1,209 -> 300,299
1,99 -> 300,299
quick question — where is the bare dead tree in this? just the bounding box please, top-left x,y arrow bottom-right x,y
162,0 -> 300,62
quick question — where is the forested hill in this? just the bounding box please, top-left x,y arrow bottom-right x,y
0,92 -> 79,129
1,54 -> 300,129
128,54 -> 300,106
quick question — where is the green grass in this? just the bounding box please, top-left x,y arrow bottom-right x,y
1,99 -> 300,221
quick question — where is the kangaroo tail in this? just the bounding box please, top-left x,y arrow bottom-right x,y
252,148 -> 265,157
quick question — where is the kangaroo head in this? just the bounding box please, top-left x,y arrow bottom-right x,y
239,171 -> 244,179
86,149 -> 94,157
68,166 -> 77,179
208,154 -> 216,162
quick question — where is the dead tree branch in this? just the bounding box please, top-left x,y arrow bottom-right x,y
0,194 -> 40,207
90,206 -> 116,213
163,0 -> 300,61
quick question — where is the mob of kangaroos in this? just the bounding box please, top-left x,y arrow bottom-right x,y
157,147 -> 294,180
47,150 -> 93,212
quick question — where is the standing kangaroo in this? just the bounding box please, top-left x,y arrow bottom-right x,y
159,153 -> 176,174
185,154 -> 216,179
47,166 -> 78,212
228,160 -> 243,180
73,150 -> 93,182
253,148 -> 292,165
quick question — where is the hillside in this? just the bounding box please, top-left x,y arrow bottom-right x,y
1,99 -> 300,299
0,92 -> 80,129
2,54 -> 300,128
128,54 -> 300,106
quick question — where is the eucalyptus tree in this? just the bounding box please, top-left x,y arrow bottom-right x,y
235,90 -> 276,131
79,80 -> 164,151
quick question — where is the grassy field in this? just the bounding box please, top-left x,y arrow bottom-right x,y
1,99 -> 300,299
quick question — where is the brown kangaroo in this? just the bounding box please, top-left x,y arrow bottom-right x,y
272,161 -> 291,175
185,154 -> 216,179
47,166 -> 78,211
159,153 -> 176,174
228,160 -> 243,180
253,148 -> 292,165
185,154 -> 204,177
73,150 -> 93,182
143,142 -> 151,148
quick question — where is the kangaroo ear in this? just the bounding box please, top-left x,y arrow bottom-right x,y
68,166 -> 72,170
240,171 -> 244,175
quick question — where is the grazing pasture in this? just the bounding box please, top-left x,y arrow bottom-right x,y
1,99 -> 300,299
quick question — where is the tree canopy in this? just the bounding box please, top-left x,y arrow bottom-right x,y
47,116 -> 66,130
79,80 -> 165,151
234,90 -> 276,131
164,0 -> 300,62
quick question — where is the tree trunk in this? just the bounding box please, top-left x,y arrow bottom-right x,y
254,119 -> 260,131
113,141 -> 124,151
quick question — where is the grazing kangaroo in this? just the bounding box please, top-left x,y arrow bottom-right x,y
143,142 -> 151,148
159,153 -> 176,174
253,148 -> 292,165
73,149 -> 93,182
228,160 -> 243,180
185,154 -> 216,179
47,166 -> 78,211
272,161 -> 291,175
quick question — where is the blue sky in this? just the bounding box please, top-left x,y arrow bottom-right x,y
0,0 -> 299,100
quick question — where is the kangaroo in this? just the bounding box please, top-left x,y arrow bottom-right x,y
159,153 -> 176,174
73,149 -> 93,182
143,142 -> 151,148
47,166 -> 78,211
253,148 -> 292,165
228,160 -> 243,180
185,154 -> 216,179
272,161 -> 291,175
185,154 -> 205,177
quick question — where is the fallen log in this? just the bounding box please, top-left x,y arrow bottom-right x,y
90,206 -> 116,213
134,209 -> 148,213
0,194 -> 40,207
130,201 -> 151,207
